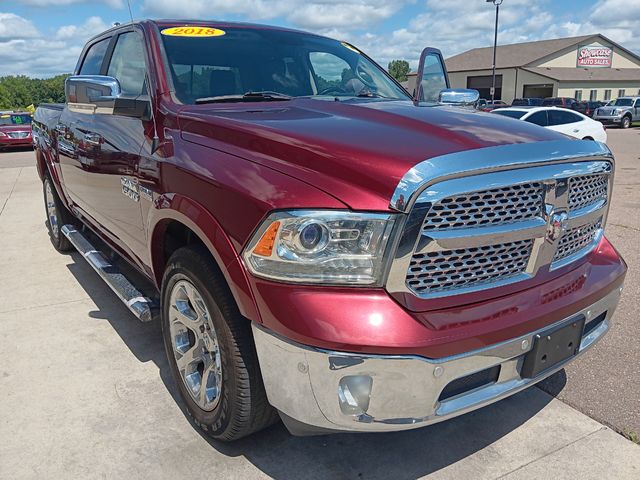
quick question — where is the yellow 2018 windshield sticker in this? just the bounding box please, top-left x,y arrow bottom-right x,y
161,26 -> 226,37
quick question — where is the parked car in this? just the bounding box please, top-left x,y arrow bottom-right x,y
33,19 -> 625,441
492,106 -> 607,142
542,97 -> 580,109
0,112 -> 33,150
477,99 -> 509,111
593,97 -> 640,128
511,98 -> 543,107
574,101 -> 604,118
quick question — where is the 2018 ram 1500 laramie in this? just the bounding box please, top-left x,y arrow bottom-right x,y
33,20 -> 626,441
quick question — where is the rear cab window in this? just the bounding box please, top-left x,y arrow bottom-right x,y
79,38 -> 111,75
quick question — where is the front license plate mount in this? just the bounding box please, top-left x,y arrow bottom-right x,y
521,316 -> 585,379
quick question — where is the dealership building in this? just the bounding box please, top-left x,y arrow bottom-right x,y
409,34 -> 640,103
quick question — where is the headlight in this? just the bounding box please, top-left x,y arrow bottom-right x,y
614,108 -> 624,115
243,210 -> 397,285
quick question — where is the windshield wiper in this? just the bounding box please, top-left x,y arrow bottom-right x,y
195,91 -> 293,104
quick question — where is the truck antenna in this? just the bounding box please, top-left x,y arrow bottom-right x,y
126,0 -> 134,24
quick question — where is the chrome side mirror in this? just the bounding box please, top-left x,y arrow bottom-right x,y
65,75 -> 150,119
66,75 -> 122,114
438,88 -> 480,106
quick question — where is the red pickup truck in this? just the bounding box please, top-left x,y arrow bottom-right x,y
33,20 -> 626,441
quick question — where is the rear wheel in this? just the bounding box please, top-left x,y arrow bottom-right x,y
43,175 -> 73,252
161,246 -> 278,441
621,115 -> 631,129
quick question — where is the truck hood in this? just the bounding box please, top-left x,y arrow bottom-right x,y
179,98 -> 563,210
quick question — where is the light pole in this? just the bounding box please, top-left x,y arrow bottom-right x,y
487,0 -> 503,102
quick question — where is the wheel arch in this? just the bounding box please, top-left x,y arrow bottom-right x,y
149,194 -> 262,324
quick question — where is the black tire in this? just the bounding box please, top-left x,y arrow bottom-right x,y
161,246 -> 278,441
621,115 -> 631,129
43,175 -> 73,252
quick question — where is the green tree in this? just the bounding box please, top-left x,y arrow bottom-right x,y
387,60 -> 410,82
0,74 -> 70,110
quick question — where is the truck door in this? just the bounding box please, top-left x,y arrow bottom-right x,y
57,36 -> 112,205
71,30 -> 149,266
634,98 -> 640,120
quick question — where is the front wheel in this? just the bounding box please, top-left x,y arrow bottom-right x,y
621,115 -> 631,129
161,246 -> 278,441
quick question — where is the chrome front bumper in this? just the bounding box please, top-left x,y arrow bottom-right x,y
593,115 -> 623,123
253,286 -> 622,434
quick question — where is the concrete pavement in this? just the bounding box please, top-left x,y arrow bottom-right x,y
1,149 -> 639,479
538,128 -> 640,439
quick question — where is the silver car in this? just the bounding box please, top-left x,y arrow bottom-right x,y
593,97 -> 640,129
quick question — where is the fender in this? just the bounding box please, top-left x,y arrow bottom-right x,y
148,192 -> 262,323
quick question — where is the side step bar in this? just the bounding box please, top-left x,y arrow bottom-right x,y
61,225 -> 158,322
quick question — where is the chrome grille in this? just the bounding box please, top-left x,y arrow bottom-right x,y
554,221 -> 601,262
569,174 -> 608,212
422,182 -> 544,231
407,240 -> 533,294
389,152 -> 613,300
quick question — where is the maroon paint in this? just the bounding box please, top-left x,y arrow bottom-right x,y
249,237 -> 625,358
33,19 -> 626,360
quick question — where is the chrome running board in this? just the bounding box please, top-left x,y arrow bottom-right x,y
61,224 -> 157,322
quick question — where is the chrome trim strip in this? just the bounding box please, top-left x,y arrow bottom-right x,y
389,139 -> 612,212
253,285 -> 622,433
61,225 -> 157,322
385,140 -> 614,299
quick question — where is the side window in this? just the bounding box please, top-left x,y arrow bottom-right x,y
548,110 -> 581,126
309,52 -> 353,93
525,111 -> 548,126
107,32 -> 147,96
79,38 -> 110,75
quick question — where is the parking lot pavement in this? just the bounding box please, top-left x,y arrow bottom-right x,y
538,128 -> 640,439
1,150 -> 639,479
0,147 -> 36,169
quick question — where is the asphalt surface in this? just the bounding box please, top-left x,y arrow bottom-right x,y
0,137 -> 638,479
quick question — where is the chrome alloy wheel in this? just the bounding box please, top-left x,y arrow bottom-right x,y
45,180 -> 59,238
169,280 -> 223,411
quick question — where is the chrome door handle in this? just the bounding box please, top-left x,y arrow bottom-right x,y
572,129 -> 580,133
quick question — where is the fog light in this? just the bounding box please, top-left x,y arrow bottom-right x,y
338,375 -> 372,415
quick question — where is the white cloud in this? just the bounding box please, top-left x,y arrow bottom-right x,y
0,13 -> 113,77
14,0 -> 123,7
0,13 -> 39,40
351,0 -> 639,70
141,0 -> 411,30
56,16 -> 110,40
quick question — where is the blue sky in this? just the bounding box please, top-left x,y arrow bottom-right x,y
1,0 -> 639,77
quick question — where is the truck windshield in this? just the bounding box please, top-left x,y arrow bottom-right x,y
612,98 -> 633,106
160,26 -> 410,104
0,114 -> 32,126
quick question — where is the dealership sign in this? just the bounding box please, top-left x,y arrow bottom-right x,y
577,45 -> 613,68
